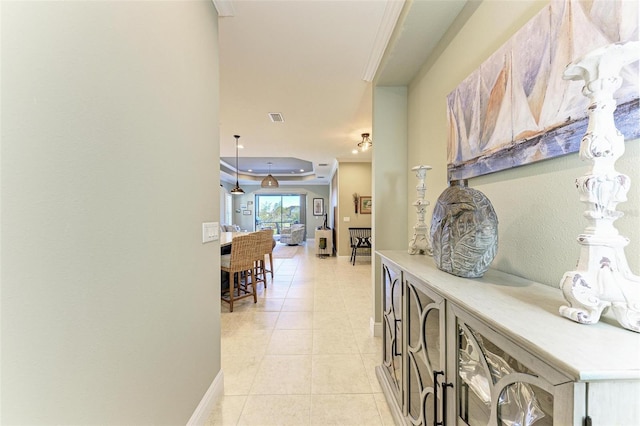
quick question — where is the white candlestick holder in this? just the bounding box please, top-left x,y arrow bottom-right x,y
559,41 -> 640,333
409,165 -> 433,256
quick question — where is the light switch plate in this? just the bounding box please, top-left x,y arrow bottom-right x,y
202,222 -> 219,243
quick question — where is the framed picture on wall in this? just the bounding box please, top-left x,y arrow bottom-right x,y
313,198 -> 324,216
242,210 -> 251,215
360,196 -> 372,214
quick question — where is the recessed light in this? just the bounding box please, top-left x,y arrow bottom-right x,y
238,145 -> 244,149
247,169 -> 253,172
300,169 -> 304,172
352,149 -> 358,154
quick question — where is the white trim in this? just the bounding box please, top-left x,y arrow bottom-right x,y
212,0 -> 235,17
361,0 -> 406,82
370,316 -> 382,337
186,370 -> 224,426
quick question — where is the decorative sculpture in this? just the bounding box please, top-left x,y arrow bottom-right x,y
559,41 -> 640,333
430,180 -> 498,278
409,165 -> 433,255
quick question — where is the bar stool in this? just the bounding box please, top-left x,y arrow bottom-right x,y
221,233 -> 259,312
254,229 -> 274,288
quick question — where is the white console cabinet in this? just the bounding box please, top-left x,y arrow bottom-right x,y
377,251 -> 640,426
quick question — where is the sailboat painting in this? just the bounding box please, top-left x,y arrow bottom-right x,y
447,0 -> 639,181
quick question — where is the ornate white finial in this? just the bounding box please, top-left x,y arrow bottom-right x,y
559,41 -> 640,333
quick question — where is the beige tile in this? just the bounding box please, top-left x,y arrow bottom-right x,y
287,285 -> 316,298
312,328 -> 359,354
311,354 -> 372,394
314,285 -> 342,298
204,395 -> 246,426
281,297 -> 314,312
313,311 -> 352,333
271,275 -> 294,285
310,394 -> 382,425
251,355 -> 312,395
353,328 -> 382,355
262,284 -> 291,299
238,395 -> 311,426
276,311 -> 314,330
220,310 -> 246,337
360,353 -> 384,394
253,298 -> 285,312
267,329 -> 313,355
221,356 -> 261,396
235,311 -> 279,332
219,244 -> 377,423
222,330 -> 272,360
374,392 -> 397,426
313,294 -> 346,312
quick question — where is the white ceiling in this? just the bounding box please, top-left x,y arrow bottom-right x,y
217,0 -> 468,186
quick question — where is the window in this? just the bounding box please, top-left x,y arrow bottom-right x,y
255,194 -> 306,234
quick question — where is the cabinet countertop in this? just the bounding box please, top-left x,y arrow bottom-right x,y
377,250 -> 640,382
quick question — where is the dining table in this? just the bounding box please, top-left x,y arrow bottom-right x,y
220,231 -> 250,248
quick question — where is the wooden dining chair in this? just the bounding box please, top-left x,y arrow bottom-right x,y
221,233 -> 259,312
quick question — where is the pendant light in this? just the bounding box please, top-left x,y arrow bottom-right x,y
230,135 -> 244,195
357,133 -> 373,151
261,162 -> 279,188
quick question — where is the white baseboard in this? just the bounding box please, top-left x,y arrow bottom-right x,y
370,317 -> 382,337
186,369 -> 224,426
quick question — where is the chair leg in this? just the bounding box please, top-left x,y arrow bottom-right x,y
253,260 -> 267,289
260,257 -> 268,288
229,272 -> 235,312
268,253 -> 274,278
252,272 -> 258,303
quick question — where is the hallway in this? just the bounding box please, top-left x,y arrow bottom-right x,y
206,242 -> 393,425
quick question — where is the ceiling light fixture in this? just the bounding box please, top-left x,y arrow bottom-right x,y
230,135 -> 245,195
261,162 -> 279,188
357,133 -> 373,152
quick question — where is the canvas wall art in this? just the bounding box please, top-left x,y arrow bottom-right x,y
447,0 -> 639,181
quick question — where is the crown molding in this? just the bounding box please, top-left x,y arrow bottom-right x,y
212,0 -> 235,17
361,0 -> 406,82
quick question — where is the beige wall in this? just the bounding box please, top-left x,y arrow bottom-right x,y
337,162 -> 372,256
1,1 -> 221,423
406,0 -> 640,287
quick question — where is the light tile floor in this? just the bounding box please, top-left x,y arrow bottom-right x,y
206,242 -> 394,426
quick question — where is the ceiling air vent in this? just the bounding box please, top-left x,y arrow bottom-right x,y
268,112 -> 284,123
318,163 -> 329,167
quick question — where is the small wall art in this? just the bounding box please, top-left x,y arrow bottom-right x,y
242,210 -> 251,215
313,198 -> 324,216
360,196 -> 372,214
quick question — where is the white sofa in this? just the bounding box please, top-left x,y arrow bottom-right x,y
279,224 -> 305,245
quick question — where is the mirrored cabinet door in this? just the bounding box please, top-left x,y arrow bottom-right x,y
405,274 -> 446,426
381,262 -> 403,406
454,319 -> 555,426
